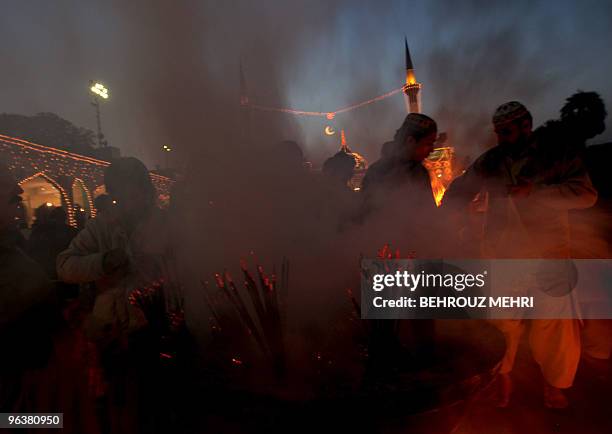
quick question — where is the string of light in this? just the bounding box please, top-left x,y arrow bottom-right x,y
245,84 -> 409,119
1,135 -> 175,226
73,178 -> 96,218
0,134 -> 173,184
18,171 -> 77,226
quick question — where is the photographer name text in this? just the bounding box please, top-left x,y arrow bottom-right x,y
372,296 -> 534,309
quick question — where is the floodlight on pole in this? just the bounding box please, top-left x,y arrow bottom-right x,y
89,80 -> 109,147
90,82 -> 109,99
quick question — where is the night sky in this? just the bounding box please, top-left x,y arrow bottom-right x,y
1,0 -> 611,168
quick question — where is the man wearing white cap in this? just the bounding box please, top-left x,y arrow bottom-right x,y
443,101 -> 597,408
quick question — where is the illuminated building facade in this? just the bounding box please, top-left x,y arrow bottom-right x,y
0,134 -> 173,226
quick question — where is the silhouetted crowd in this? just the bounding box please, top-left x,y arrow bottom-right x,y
1,91 -> 611,433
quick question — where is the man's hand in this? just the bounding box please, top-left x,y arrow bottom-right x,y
508,180 -> 533,198
102,248 -> 129,274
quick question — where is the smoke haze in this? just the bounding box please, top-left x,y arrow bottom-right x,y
1,0 -> 611,168
2,0 -> 611,369
2,0 -> 612,330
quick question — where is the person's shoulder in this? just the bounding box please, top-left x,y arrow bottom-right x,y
87,213 -> 110,228
363,159 -> 383,177
362,159 -> 391,188
475,145 -> 503,161
366,158 -> 386,171
533,120 -> 567,143
78,212 -> 119,236
534,119 -> 563,134
471,145 -> 504,171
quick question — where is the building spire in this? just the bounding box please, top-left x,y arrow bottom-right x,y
404,37 -> 417,86
239,60 -> 251,146
239,60 -> 249,106
403,37 -> 421,113
405,36 -> 414,70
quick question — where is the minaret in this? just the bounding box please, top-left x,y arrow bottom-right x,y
239,61 -> 251,144
239,62 -> 249,108
403,38 -> 422,113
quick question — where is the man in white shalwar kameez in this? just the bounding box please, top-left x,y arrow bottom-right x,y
443,102 -> 597,408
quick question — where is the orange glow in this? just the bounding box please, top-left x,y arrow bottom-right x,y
431,181 -> 446,207
423,147 -> 455,207
406,69 -> 417,86
19,171 -> 76,226
73,178 -> 96,218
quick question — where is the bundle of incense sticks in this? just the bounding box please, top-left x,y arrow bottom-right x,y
128,253 -> 186,340
201,258 -> 289,376
129,277 -> 186,363
128,278 -> 168,332
160,252 -> 186,326
129,278 -> 185,334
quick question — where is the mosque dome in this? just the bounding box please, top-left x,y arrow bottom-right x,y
339,129 -> 368,170
344,147 -> 368,170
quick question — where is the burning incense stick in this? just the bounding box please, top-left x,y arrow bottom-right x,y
240,260 -> 267,322
202,259 -> 289,376
223,272 -> 268,355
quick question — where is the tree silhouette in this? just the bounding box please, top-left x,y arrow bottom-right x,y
0,112 -> 96,156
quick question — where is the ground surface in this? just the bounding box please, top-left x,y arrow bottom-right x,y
452,337 -> 611,434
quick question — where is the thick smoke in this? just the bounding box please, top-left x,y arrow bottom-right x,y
1,0 -> 611,164
1,0 -> 612,360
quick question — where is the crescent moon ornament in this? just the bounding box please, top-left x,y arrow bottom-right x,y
324,125 -> 336,136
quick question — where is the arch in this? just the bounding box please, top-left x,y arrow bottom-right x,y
18,172 -> 75,227
72,178 -> 95,218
